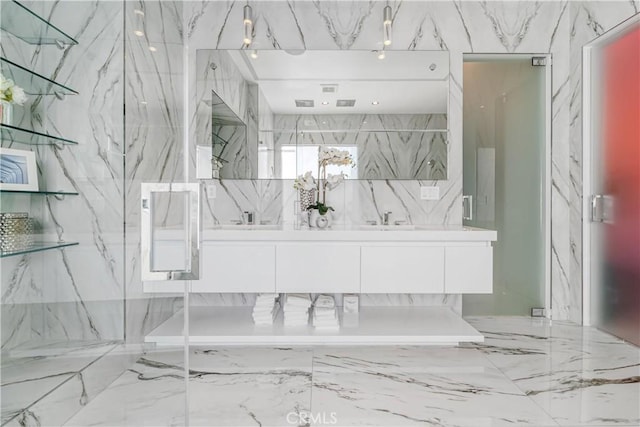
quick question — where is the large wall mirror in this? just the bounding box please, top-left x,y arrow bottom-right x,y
196,50 -> 449,180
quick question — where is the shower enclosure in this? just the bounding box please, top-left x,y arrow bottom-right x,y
461,55 -> 551,316
1,1 -> 185,424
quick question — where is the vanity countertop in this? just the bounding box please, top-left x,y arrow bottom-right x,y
157,225 -> 497,242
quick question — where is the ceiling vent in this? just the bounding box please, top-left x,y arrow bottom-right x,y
336,99 -> 356,107
295,99 -> 314,107
321,84 -> 338,93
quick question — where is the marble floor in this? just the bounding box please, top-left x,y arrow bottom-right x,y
61,317 -> 639,427
1,340 -> 122,426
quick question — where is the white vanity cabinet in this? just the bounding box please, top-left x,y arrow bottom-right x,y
361,246 -> 445,293
275,244 -> 360,293
144,227 -> 497,346
191,243 -> 276,293
144,227 -> 496,294
444,246 -> 493,293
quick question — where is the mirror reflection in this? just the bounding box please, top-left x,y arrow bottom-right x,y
196,50 -> 449,180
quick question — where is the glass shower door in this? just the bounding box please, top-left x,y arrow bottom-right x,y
462,56 -> 548,316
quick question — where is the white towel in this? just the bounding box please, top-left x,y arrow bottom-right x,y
315,295 -> 335,309
285,294 -> 311,307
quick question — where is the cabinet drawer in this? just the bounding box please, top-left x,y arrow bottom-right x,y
190,244 -> 276,293
445,246 -> 493,293
276,244 -> 360,292
361,246 -> 444,293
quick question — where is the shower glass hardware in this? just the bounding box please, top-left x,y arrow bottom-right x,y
462,195 -> 473,221
140,182 -> 201,281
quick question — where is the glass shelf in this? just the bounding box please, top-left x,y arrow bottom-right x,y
0,1 -> 78,46
1,57 -> 78,96
0,241 -> 79,258
1,124 -> 79,146
0,189 -> 79,196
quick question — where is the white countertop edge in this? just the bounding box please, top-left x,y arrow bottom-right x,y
156,226 -> 497,242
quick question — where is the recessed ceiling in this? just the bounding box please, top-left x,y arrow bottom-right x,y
228,50 -> 449,115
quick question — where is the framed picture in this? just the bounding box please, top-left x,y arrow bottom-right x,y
0,148 -> 39,192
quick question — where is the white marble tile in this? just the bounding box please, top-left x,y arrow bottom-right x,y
467,317 -> 640,426
311,345 -> 559,426
1,340 -> 118,425
65,347 -> 313,427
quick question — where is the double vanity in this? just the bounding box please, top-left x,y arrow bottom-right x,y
145,225 -> 497,346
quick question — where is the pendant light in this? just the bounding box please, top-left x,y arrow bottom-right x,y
383,5 -> 392,46
243,4 -> 253,46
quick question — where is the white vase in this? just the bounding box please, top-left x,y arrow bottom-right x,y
0,101 -> 12,126
308,209 -> 332,229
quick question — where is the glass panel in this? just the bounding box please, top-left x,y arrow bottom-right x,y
0,0 -> 77,46
0,241 -> 79,258
590,22 -> 640,346
462,57 -> 546,315
0,189 -> 78,195
1,57 -> 78,96
1,124 -> 79,146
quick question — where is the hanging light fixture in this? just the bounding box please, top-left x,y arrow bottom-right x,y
243,4 -> 253,46
383,5 -> 392,46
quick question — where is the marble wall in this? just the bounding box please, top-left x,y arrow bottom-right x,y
1,0 -> 125,349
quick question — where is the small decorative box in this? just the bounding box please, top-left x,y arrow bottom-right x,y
0,212 -> 34,253
343,294 -> 359,314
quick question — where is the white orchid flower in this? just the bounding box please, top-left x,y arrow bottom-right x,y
0,73 -> 28,105
325,173 -> 345,190
11,86 -> 27,105
293,170 -> 316,191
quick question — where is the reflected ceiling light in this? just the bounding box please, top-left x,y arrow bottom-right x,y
383,5 -> 392,46
372,101 -> 380,105
134,9 -> 144,16
321,101 -> 329,105
134,30 -> 144,37
243,4 -> 253,46
377,50 -> 385,60
250,49 -> 258,59
148,46 -> 157,52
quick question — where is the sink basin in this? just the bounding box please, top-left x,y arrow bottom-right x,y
213,224 -> 281,231
357,224 -> 416,231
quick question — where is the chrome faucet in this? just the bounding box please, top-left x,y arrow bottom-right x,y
383,211 -> 392,225
242,211 -> 255,225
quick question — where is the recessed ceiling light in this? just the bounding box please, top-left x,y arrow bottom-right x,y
336,99 -> 356,107
149,46 -> 157,52
134,30 -> 144,37
363,121 -> 367,124
372,101 -> 380,105
295,100 -> 314,108
321,101 -> 329,105
480,105 -> 485,109
429,63 -> 437,71
322,121 -> 327,124
141,101 -> 147,105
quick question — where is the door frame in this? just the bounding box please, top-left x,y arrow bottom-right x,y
463,53 -> 552,317
582,13 -> 640,326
